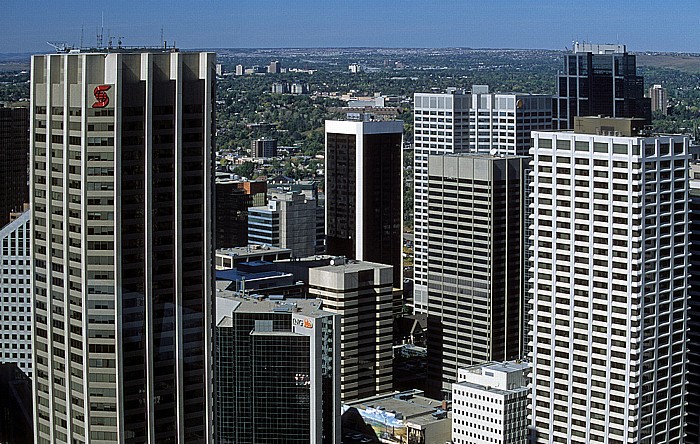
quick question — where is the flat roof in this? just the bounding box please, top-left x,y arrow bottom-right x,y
346,391 -> 449,427
217,245 -> 292,257
215,290 -> 331,319
312,260 -> 392,274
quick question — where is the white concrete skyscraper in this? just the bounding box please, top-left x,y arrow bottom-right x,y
529,117 -> 688,443
412,90 -> 470,313
30,49 -> 215,443
412,87 -> 550,313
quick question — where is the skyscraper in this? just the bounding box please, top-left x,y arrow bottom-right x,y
413,90 -> 471,313
0,105 -> 29,228
687,188 -> 700,442
425,154 -> 526,397
412,88 -> 551,313
215,292 -> 340,444
553,43 -> 652,130
30,49 -> 215,443
308,259 -> 394,402
530,117 -> 688,443
0,210 -> 31,378
325,119 -> 403,287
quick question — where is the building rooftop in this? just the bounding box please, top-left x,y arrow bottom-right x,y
215,290 -> 332,326
442,152 -> 527,160
573,42 -> 626,54
312,259 -> 392,275
461,360 -> 530,376
573,116 -> 647,136
345,390 -> 449,428
217,245 -> 292,258
454,360 -> 530,396
46,42 -> 181,54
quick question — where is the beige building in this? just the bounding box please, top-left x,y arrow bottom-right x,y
30,49 -> 215,444
308,259 -> 393,402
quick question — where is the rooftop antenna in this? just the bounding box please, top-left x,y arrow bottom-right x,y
80,25 -> 84,49
47,41 -> 70,53
96,12 -> 104,48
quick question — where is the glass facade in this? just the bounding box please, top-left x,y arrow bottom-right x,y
216,301 -> 338,443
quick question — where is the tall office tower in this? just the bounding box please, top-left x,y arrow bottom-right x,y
325,120 -> 403,288
649,84 -> 668,115
530,117 -> 689,443
425,154 -> 526,397
0,211 -> 32,377
687,188 -> 700,443
0,105 -> 29,228
553,43 -> 651,130
30,49 -> 215,443
308,260 -> 393,402
251,137 -> 278,158
215,179 -> 266,249
451,361 -> 529,444
248,189 -> 319,258
215,292 -> 340,444
412,88 -> 551,313
468,85 -> 552,156
413,90 -> 470,313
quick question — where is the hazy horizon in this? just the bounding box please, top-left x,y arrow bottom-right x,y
2,0 -> 699,53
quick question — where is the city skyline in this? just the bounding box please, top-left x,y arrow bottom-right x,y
1,0 -> 700,53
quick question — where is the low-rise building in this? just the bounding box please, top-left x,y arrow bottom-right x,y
248,190 -> 319,258
451,361 -> 529,444
216,245 -> 293,270
343,390 -> 451,444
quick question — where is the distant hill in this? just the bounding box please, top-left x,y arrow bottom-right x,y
637,53 -> 700,73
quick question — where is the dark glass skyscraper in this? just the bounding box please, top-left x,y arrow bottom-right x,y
324,120 -> 403,287
0,106 -> 29,228
30,50 -> 215,443
553,43 -> 651,130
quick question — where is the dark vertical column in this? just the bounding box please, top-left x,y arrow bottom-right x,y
150,66 -> 178,442
179,57 -> 209,441
326,133 -> 356,258
361,133 -> 402,287
0,107 -> 29,227
687,192 -> 700,442
119,64 -> 149,442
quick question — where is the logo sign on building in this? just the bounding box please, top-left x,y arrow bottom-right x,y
293,317 -> 313,329
92,85 -> 111,108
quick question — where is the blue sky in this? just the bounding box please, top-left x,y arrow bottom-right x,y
1,0 -> 698,53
